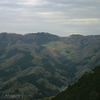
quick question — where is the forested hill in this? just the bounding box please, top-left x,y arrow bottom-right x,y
0,32 -> 100,99
52,65 -> 100,100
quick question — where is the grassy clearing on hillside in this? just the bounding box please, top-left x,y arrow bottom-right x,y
43,41 -> 68,49
43,41 -> 76,59
43,41 -> 69,56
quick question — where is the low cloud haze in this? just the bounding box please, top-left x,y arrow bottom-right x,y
0,0 -> 100,36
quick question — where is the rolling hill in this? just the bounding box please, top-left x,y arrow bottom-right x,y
0,32 -> 100,99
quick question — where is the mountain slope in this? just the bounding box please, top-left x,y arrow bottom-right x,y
0,46 -> 70,99
41,34 -> 100,80
0,33 -> 70,99
0,33 -> 100,99
52,65 -> 100,100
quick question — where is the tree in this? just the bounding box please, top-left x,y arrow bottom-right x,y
89,90 -> 99,100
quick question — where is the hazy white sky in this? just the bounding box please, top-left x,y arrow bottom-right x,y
0,0 -> 100,36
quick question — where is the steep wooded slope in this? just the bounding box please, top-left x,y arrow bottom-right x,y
0,33 -> 100,99
52,65 -> 100,100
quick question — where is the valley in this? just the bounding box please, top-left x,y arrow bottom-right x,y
0,32 -> 100,100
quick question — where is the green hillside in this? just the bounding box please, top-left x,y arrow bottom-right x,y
52,65 -> 100,100
0,33 -> 100,99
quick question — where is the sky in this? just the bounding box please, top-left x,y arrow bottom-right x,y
0,0 -> 100,36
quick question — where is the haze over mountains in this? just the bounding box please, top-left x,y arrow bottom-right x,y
0,32 -> 100,99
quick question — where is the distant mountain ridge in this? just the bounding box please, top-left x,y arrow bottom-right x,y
0,32 -> 100,99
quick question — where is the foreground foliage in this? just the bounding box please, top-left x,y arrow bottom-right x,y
52,65 -> 100,100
